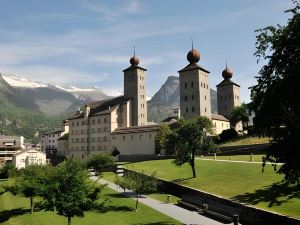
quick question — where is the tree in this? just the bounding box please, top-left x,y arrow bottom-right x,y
172,117 -> 214,178
0,162 -> 16,179
155,124 -> 175,155
229,103 -> 249,130
15,165 -> 45,214
117,171 -> 157,211
250,1 -> 300,183
87,153 -> 115,175
40,159 -> 102,225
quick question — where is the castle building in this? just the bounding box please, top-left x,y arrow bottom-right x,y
67,53 -> 155,159
216,64 -> 242,131
178,47 -> 230,134
64,46 -> 241,160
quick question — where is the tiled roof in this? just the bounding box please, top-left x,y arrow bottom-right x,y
58,133 -> 69,141
178,62 -> 210,73
216,78 -> 240,87
67,96 -> 129,120
211,114 -> 229,122
111,124 -> 163,135
123,65 -> 147,72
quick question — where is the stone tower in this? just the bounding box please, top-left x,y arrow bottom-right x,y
123,52 -> 147,126
216,64 -> 242,130
178,47 -> 211,119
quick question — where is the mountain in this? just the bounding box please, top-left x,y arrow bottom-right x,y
147,76 -> 218,122
2,74 -> 108,115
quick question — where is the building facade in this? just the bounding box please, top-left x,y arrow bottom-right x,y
67,54 -> 148,159
12,149 -> 46,169
216,64 -> 242,131
41,120 -> 69,155
0,135 -> 25,163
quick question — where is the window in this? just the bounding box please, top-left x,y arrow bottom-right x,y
149,134 -> 152,139
228,95 -> 231,99
220,96 -> 222,100
191,82 -> 194,88
140,135 -> 144,140
123,136 -> 125,141
204,95 -> 206,100
204,83 -> 206,88
201,82 -> 203,87
104,118 -> 107,123
98,118 -> 101,123
185,96 -> 188,101
186,107 -> 188,113
184,82 -> 187,89
192,95 -> 194,100
192,107 -> 195,113
205,107 -> 207,112
92,119 -> 95,124
131,135 -> 133,140
224,96 -> 226,100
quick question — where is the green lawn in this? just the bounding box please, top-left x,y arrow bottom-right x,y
102,172 -> 180,204
0,179 -> 182,225
125,159 -> 300,219
218,136 -> 271,147
200,154 -> 265,162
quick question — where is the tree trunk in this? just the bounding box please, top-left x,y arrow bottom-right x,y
68,216 -> 71,225
190,151 -> 196,178
30,197 -> 34,214
135,193 -> 139,211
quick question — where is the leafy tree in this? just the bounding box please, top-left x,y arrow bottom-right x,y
229,103 -> 249,130
172,117 -> 214,178
111,147 -> 120,157
0,162 -> 15,179
155,124 -> 176,155
15,165 -> 46,214
219,128 -> 238,143
117,171 -> 157,211
250,1 -> 300,183
87,153 -> 115,175
40,159 -> 102,225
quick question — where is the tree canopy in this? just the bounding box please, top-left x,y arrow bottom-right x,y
250,1 -> 300,183
87,153 -> 115,175
229,103 -> 249,130
172,116 -> 214,178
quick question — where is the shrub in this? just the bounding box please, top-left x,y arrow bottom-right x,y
219,128 -> 238,143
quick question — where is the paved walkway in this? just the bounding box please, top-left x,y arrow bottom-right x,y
90,176 -> 223,225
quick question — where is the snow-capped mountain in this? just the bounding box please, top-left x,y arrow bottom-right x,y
1,73 -> 109,115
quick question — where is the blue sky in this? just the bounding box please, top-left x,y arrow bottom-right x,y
0,0 -> 293,102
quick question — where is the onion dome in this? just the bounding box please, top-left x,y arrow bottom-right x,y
130,55 -> 139,66
187,48 -> 200,64
222,65 -> 233,79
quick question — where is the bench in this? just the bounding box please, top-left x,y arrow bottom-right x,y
177,194 -> 203,212
178,194 -> 240,224
202,201 -> 240,224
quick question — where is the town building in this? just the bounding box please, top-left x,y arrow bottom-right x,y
57,133 -> 69,156
0,135 -> 25,164
12,149 -> 46,169
41,120 -> 69,155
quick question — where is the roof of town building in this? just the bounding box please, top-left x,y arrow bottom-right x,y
67,96 -> 129,120
211,114 -> 229,122
58,133 -> 69,141
111,124 -> 164,135
216,78 -> 240,87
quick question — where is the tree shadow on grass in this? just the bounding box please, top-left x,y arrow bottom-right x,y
97,205 -> 134,213
0,208 -> 30,223
105,192 -> 146,199
232,182 -> 300,207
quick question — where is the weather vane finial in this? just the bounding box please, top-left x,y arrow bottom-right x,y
134,45 -> 136,56
226,59 -> 228,68
191,37 -> 194,49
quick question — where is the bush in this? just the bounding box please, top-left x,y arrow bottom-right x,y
87,153 -> 115,175
111,147 -> 120,157
219,128 -> 238,143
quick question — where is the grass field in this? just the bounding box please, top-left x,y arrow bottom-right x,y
0,179 -> 182,225
218,136 -> 271,147
200,154 -> 265,162
125,159 -> 300,219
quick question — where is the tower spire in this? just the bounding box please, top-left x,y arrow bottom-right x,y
226,59 -> 228,68
134,45 -> 136,56
191,37 -> 194,49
